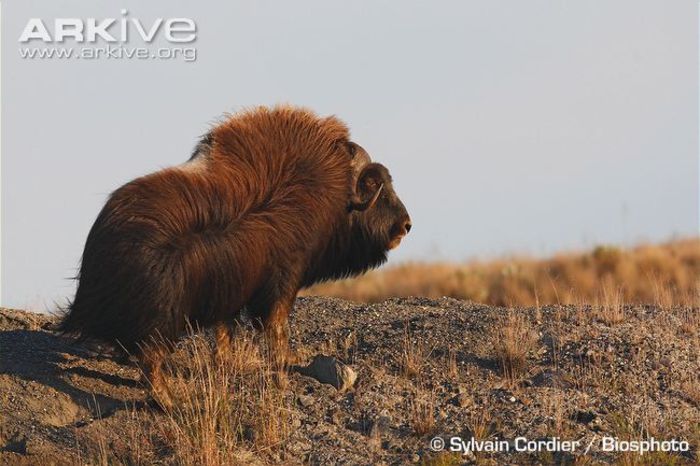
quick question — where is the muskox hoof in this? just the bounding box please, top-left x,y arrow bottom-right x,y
264,327 -> 291,371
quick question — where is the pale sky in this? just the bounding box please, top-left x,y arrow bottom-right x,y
2,0 -> 698,310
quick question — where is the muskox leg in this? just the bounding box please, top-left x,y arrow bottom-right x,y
215,322 -> 233,364
249,294 -> 295,370
265,300 -> 292,370
139,343 -> 173,410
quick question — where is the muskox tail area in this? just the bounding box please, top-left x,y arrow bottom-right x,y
57,291 -> 137,353
58,248 -> 188,355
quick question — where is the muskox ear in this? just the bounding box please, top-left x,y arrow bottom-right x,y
348,163 -> 387,212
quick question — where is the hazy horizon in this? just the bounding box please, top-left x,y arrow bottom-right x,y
2,0 -> 698,311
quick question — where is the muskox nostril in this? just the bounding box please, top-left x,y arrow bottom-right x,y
404,221 -> 412,234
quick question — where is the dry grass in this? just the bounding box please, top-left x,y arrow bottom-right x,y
606,412 -> 691,466
408,387 -> 436,436
614,452 -> 687,466
420,452 -> 463,466
491,311 -> 537,383
95,328 -> 293,466
467,409 -> 495,441
679,308 -> 700,336
302,238 -> 700,307
158,330 -> 291,465
681,374 -> 700,407
400,324 -> 430,379
592,282 -> 625,324
445,348 -> 458,379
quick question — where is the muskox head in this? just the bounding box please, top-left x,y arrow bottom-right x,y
346,142 -> 411,253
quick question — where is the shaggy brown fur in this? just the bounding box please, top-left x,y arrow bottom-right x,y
60,106 -> 411,403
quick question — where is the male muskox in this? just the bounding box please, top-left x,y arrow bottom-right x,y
60,105 -> 410,401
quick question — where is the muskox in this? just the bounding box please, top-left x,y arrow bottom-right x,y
60,105 -> 411,402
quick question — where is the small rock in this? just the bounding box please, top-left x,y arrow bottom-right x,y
509,396 -> 516,403
411,454 -> 421,463
298,395 -> 315,408
294,355 -> 358,391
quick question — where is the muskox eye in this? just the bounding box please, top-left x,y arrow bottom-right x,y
346,142 -> 357,156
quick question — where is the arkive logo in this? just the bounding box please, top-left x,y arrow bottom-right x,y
19,10 -> 196,43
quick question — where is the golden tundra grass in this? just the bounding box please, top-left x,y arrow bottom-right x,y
159,329 -> 291,466
491,311 -> 537,383
408,386 -> 437,436
97,328 -> 292,466
302,238 -> 700,307
400,323 -> 433,379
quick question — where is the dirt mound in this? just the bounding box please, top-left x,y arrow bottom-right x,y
0,298 -> 698,465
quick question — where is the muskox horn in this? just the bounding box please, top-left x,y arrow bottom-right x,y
349,142 -> 372,177
348,183 -> 384,212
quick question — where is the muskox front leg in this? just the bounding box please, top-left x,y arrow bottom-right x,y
265,298 -> 293,369
249,292 -> 296,370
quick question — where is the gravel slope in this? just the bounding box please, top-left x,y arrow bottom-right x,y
1,297 -> 698,465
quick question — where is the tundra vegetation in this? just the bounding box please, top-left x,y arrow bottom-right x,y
303,238 -> 700,308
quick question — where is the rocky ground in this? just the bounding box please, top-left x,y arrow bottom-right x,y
1,297 -> 698,465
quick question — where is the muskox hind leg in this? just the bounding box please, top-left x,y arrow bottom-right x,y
138,342 -> 174,410
215,321 -> 234,364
